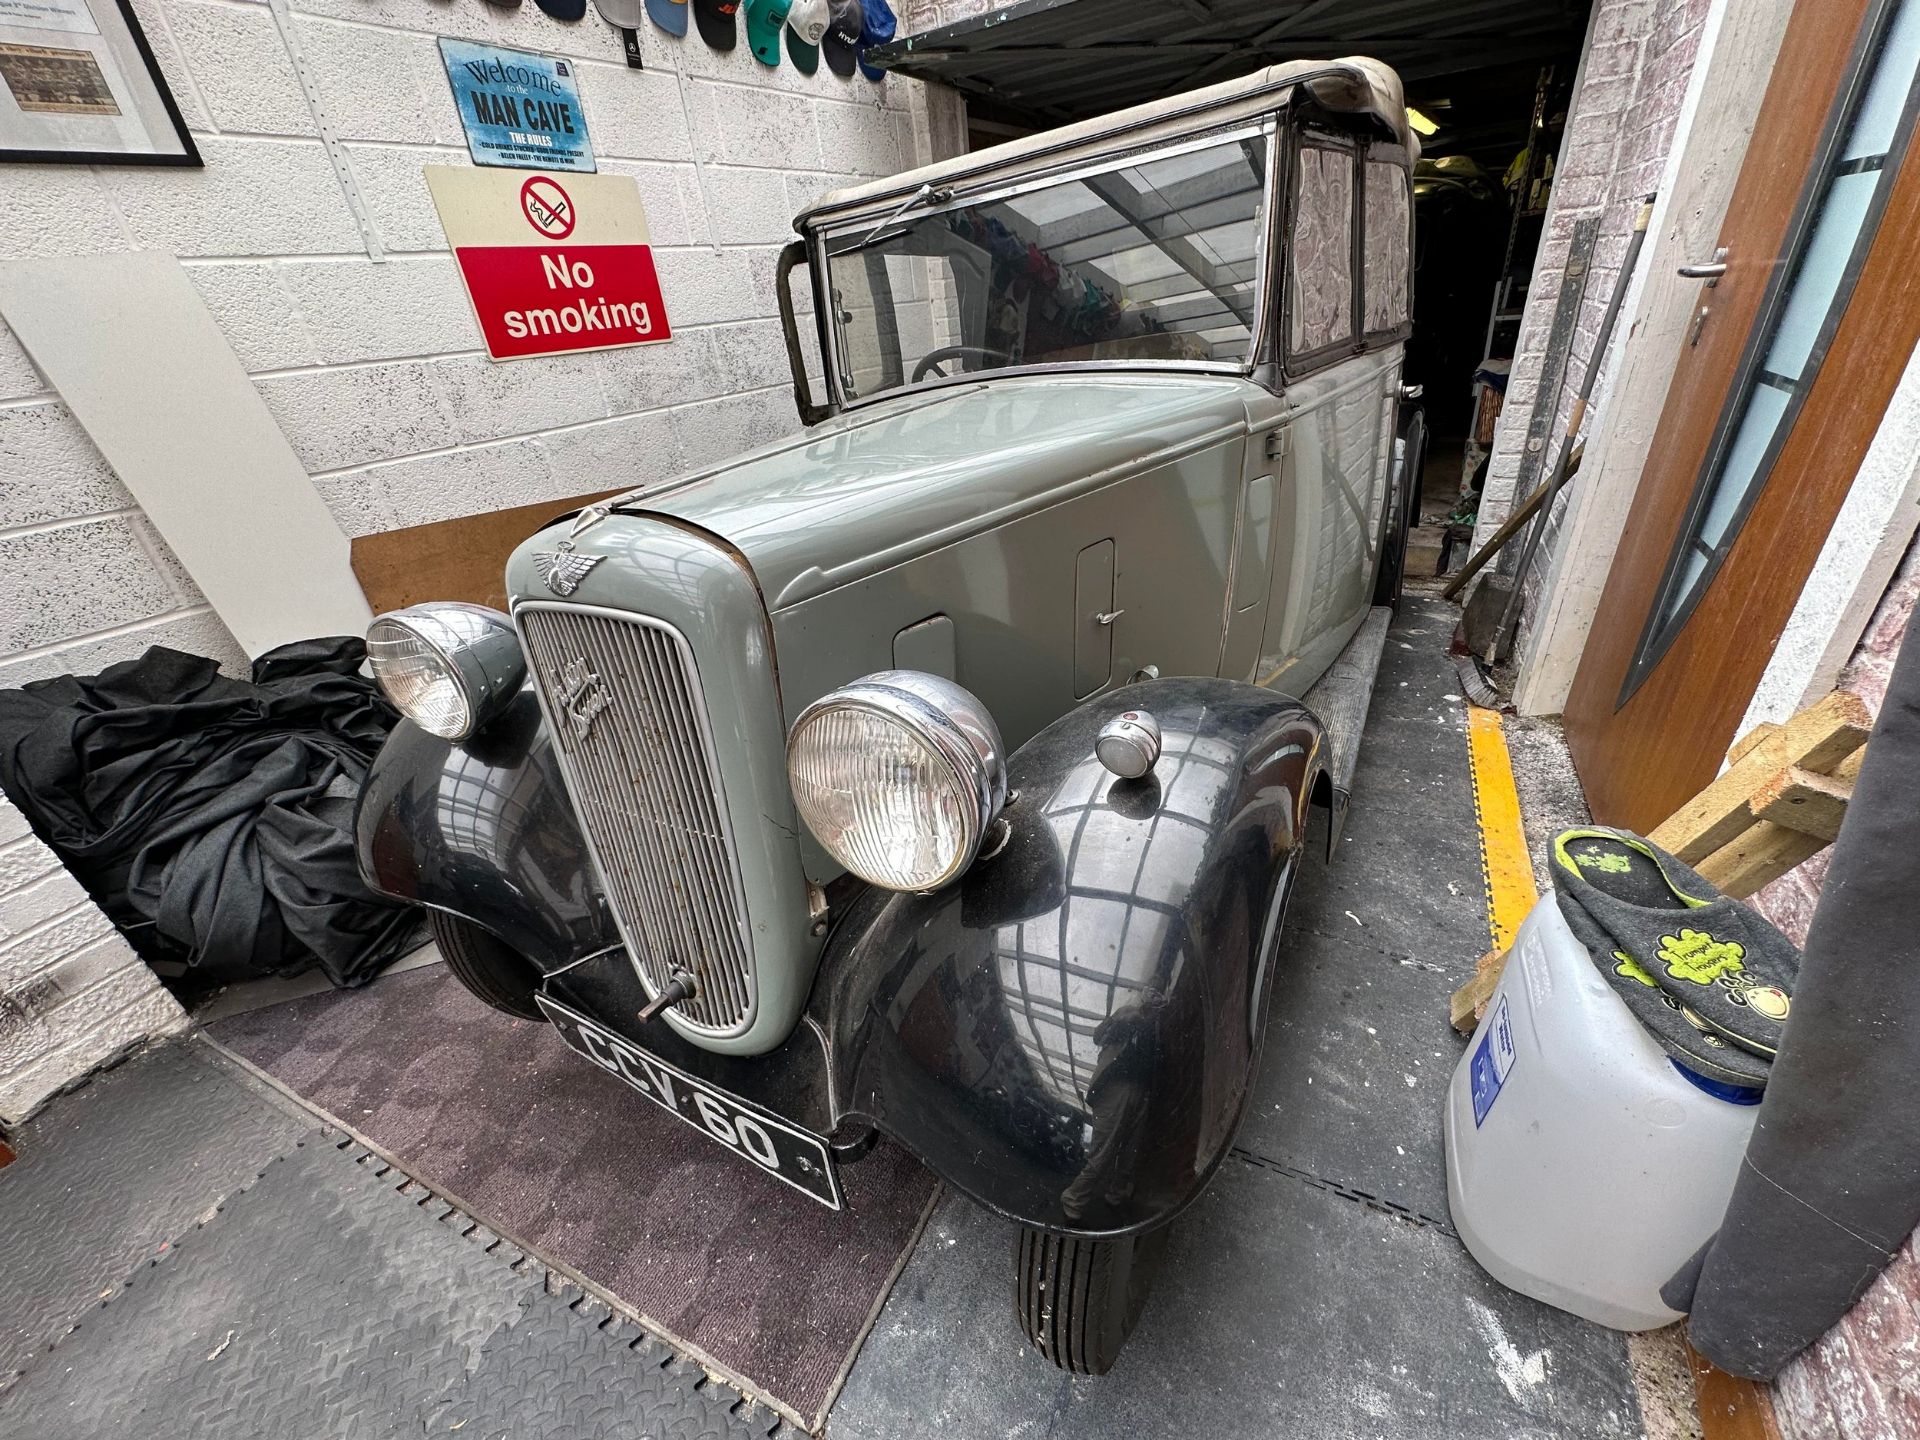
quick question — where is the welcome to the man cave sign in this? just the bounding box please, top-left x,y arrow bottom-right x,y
439,38 -> 596,174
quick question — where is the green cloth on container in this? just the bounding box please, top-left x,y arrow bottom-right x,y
1551,828 -> 1801,1089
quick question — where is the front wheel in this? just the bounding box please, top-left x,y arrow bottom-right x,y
428,911 -> 546,1021
1015,1224 -> 1171,1375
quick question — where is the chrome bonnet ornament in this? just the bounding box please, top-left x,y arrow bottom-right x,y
533,504 -> 614,596
533,549 -> 605,597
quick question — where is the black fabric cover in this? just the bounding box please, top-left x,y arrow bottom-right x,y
0,639 -> 419,989
1666,615 -> 1920,1377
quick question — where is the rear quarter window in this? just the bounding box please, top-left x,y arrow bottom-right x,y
1288,144 -> 1355,358
1364,160 -> 1412,334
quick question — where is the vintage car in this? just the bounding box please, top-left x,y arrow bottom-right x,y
356,56 -> 1424,1374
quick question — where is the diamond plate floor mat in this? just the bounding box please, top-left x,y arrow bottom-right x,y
3,1131 -> 785,1440
0,1043 -> 312,1386
205,967 -> 938,1429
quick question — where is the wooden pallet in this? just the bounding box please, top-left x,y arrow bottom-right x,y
1449,690 -> 1870,1033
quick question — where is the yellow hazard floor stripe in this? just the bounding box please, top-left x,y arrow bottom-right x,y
1466,705 -> 1537,952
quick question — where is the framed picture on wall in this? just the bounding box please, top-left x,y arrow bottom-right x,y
0,0 -> 198,165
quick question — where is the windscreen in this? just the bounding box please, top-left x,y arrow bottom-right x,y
821,130 -> 1272,401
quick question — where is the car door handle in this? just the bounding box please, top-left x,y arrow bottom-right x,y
1093,609 -> 1125,626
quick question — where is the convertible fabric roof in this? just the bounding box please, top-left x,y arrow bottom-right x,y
865,0 -> 1590,171
801,56 -> 1410,225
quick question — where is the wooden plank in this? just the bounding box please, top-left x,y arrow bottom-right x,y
1728,722 -> 1779,765
1696,820 -> 1829,898
1751,765 -> 1853,843
1450,946 -> 1506,1033
350,489 -> 625,615
1687,1337 -> 1783,1440
1647,691 -> 1872,863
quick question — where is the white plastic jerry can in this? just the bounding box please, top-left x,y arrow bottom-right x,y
1443,894 -> 1761,1331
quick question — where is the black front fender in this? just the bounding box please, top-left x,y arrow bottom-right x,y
354,686 -> 616,972
810,677 -> 1324,1238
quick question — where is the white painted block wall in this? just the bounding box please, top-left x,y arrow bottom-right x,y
0,0 -> 962,1113
0,0 -> 964,691
0,793 -> 189,1123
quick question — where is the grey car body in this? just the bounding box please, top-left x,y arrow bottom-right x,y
357,54 -> 1420,1371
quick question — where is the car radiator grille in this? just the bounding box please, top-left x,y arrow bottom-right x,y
516,603 -> 755,1035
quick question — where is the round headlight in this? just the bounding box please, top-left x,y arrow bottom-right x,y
788,671 -> 1008,892
366,603 -> 525,742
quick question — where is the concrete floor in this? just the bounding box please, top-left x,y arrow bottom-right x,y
1,595 -> 1681,1439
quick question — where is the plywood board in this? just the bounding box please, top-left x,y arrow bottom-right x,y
351,489 -> 624,615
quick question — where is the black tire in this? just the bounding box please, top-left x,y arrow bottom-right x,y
1372,404 -> 1428,607
1015,1224 -> 1171,1375
427,911 -> 546,1021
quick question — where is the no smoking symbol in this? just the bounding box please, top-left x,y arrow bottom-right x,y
520,176 -> 575,239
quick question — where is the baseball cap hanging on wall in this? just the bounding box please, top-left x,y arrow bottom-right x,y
534,0 -> 589,21
856,0 -> 893,80
692,0 -> 739,48
821,0 -> 862,76
742,0 -> 791,65
785,0 -> 827,72
590,0 -> 648,68
643,0 -> 688,34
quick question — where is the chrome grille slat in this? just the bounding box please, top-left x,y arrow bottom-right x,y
627,624 -> 739,1014
516,603 -> 755,1035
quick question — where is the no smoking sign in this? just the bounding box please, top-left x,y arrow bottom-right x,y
520,176 -> 575,239
424,166 -> 672,361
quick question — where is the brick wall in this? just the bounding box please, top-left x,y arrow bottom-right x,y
0,0 -> 964,693
0,794 -> 188,1124
1473,0 -> 1714,654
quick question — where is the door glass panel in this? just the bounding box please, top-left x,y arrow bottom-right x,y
1632,0 -> 1920,680
1762,170 -> 1877,378
1845,0 -> 1920,159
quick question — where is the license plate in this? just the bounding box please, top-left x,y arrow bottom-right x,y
536,995 -> 842,1210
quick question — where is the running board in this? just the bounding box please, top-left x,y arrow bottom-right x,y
1300,606 -> 1394,858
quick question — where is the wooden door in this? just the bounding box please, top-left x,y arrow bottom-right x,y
1565,0 -> 1920,829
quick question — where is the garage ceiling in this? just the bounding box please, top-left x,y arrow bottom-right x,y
868,0 -> 1593,172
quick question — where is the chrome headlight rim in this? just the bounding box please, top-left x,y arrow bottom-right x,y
366,602 -> 526,743
787,670 -> 1009,893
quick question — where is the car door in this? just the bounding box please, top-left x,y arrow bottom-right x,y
1247,132 -> 1397,697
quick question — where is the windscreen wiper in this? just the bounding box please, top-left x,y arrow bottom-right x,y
835,182 -> 953,256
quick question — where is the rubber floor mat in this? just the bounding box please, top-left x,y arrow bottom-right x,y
206,966 -> 937,1429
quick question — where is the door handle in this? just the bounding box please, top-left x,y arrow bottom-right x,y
1093,609 -> 1125,627
1679,248 -> 1728,285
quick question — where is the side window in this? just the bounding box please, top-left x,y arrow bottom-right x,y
1288,143 -> 1354,358
1363,159 -> 1411,334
